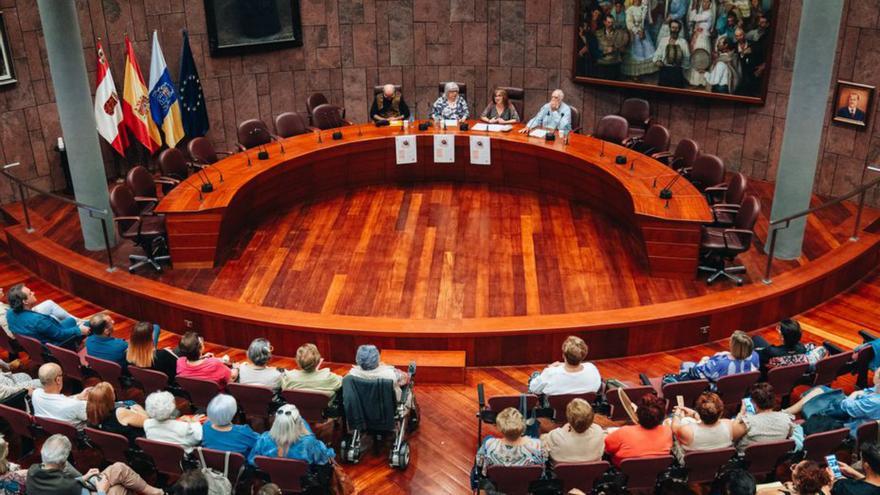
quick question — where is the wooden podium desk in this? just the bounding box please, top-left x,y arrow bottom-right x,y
156,122 -> 712,277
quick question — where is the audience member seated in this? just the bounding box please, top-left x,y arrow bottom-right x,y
86,382 -> 148,444
170,469 -> 209,495
238,338 -> 282,389
257,483 -> 282,495
126,320 -> 177,380
604,393 -> 672,466
714,469 -> 757,495
754,319 -> 826,372
670,392 -> 735,462
5,284 -> 89,348
757,460 -> 831,495
347,344 -> 410,402
26,434 -> 162,495
431,82 -> 469,122
370,84 -> 410,122
782,370 -> 880,438
734,382 -> 797,454
518,89 -> 572,134
0,288 -> 14,340
0,358 -> 40,403
829,443 -> 880,495
280,343 -> 342,397
32,363 -> 88,428
528,336 -> 601,395
665,331 -> 759,384
176,331 -> 238,389
540,398 -> 605,464
0,434 -> 27,492
480,88 -> 519,124
202,394 -> 259,461
143,391 -> 203,452
248,404 -> 335,467
474,407 -> 546,488
85,314 -> 128,367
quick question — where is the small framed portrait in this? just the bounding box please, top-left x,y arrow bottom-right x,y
832,81 -> 874,128
204,0 -> 303,57
0,12 -> 17,87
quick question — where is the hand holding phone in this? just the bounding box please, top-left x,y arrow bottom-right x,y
742,398 -> 756,415
826,455 -> 844,479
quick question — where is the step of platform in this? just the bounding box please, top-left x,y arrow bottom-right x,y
380,349 -> 466,384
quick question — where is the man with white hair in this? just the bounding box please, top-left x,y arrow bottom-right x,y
26,433 -> 162,494
519,89 -> 572,135
370,84 -> 411,122
31,363 -> 88,428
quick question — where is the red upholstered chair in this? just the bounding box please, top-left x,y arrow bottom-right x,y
274,112 -> 313,138
306,92 -> 329,121
854,333 -> 877,390
486,395 -> 539,414
711,172 -> 749,226
187,136 -> 232,165
606,385 -> 654,421
743,439 -> 795,478
85,427 -> 130,464
0,403 -> 37,446
803,428 -> 850,462
176,376 -> 222,412
46,343 -> 90,389
620,98 -> 651,138
236,119 -> 274,151
619,455 -> 675,491
85,355 -> 125,395
227,382 -> 274,429
16,334 -> 50,367
109,184 -> 170,273
683,447 -> 738,484
594,115 -> 629,144
280,389 -> 332,423
656,379 -> 710,413
698,195 -> 761,286
253,456 -> 310,494
555,461 -> 610,494
0,329 -> 18,356
625,124 -> 671,156
438,81 -> 468,99
136,437 -> 186,482
857,420 -> 878,451
497,86 -> 524,121
547,392 -> 597,423
654,138 -> 700,171
766,361 -> 811,405
311,103 -> 351,130
485,464 -> 544,495
128,366 -> 169,396
811,350 -> 854,387
34,415 -> 78,443
716,370 -> 761,415
686,154 -> 726,193
196,447 -> 247,488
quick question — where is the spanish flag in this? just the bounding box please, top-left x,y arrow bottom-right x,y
122,36 -> 161,154
148,31 -> 185,147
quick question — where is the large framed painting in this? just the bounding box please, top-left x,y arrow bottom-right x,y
0,12 -> 17,87
204,0 -> 303,56
572,0 -> 776,104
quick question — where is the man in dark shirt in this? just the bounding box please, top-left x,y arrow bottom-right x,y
370,84 -> 410,122
735,27 -> 765,96
832,442 -> 880,495
754,318 -> 808,371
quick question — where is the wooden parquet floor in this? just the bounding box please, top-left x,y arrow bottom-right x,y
3,180 -> 878,319
0,249 -> 877,494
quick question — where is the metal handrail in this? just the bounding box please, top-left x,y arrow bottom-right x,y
2,162 -> 115,271
763,166 -> 880,284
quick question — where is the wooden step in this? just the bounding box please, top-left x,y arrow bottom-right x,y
380,349 -> 466,384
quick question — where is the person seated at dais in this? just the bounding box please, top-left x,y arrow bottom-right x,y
528,336 -> 601,395
370,84 -> 410,123
431,82 -> 469,122
518,89 -> 571,135
480,88 -> 519,125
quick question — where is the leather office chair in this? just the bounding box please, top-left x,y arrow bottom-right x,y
625,124 -> 670,156
109,184 -> 171,273
698,195 -> 760,285
157,148 -> 192,183
711,172 -> 748,226
497,86 -> 524,121
274,111 -> 313,138
438,81 -> 468,99
620,98 -> 651,138
686,154 -> 726,193
125,165 -> 174,213
312,103 -> 351,130
593,115 -> 628,144
306,92 -> 329,124
654,138 -> 700,171
236,119 -> 274,151
569,106 -> 582,134
187,136 -> 232,165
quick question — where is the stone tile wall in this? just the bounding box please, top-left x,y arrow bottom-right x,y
0,0 -> 877,205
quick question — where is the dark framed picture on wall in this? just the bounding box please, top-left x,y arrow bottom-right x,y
832,81 -> 874,129
204,0 -> 303,56
572,0 -> 776,104
0,12 -> 17,87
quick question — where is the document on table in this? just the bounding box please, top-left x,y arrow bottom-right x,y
433,134 -> 455,163
472,123 -> 513,132
395,135 -> 417,164
528,129 -> 548,138
443,119 -> 459,128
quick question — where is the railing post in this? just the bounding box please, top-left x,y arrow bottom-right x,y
17,183 -> 33,233
99,217 -> 115,272
851,189 -> 867,241
762,225 -> 778,285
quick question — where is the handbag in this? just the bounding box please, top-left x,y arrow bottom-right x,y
330,461 -> 355,495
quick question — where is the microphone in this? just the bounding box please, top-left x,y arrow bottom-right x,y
600,139 -> 605,157
198,161 -> 224,184
180,177 -> 204,201
250,127 -> 269,160
659,172 -> 684,201
545,112 -> 564,142
243,148 -> 252,167
195,166 -> 213,192
317,130 -> 323,143
270,135 -> 286,155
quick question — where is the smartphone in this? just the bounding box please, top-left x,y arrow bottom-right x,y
826,454 -> 844,479
676,395 -> 685,408
742,397 -> 756,415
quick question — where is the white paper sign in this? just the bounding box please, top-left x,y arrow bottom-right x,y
433,134 -> 455,163
395,135 -> 417,165
528,129 -> 548,139
472,123 -> 512,132
470,136 -> 491,165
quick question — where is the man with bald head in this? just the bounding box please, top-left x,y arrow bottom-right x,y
519,89 -> 572,135
370,83 -> 411,122
32,362 -> 89,427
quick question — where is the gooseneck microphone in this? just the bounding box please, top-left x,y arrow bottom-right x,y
545,112 -> 564,142
193,165 -> 213,193
249,127 -> 270,160
198,161 -> 224,183
659,172 -> 684,201
270,135 -> 286,155
180,177 -> 204,201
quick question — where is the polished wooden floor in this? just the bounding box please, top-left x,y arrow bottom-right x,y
4,180 -> 878,320
0,247 -> 877,494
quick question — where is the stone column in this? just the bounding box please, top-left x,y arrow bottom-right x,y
37,0 -> 116,250
767,0 -> 844,259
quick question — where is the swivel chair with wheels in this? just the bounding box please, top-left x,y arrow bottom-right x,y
187,136 -> 232,165
109,184 -> 171,273
710,172 -> 748,226
653,138 -> 700,171
125,165 -> 175,212
619,98 -> 651,138
686,154 -> 726,194
625,124 -> 670,156
698,195 -> 761,285
236,119 -> 274,151
593,115 -> 629,144
274,111 -> 314,137
311,103 -> 351,130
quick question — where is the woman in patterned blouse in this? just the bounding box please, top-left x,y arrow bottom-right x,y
475,407 -> 546,478
431,82 -> 469,122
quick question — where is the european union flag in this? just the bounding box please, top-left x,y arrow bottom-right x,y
178,30 -> 209,137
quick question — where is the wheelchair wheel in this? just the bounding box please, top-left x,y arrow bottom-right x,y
389,441 -> 410,470
340,437 -> 360,464
408,406 -> 420,432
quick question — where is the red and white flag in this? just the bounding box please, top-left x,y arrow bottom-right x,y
94,40 -> 127,156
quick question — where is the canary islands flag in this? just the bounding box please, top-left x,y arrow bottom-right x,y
148,31 -> 185,147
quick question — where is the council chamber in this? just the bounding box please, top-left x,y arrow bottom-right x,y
0,1 -> 879,494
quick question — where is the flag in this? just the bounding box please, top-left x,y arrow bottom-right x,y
93,40 -> 127,156
122,36 -> 161,154
148,31 -> 185,147
178,30 -> 209,137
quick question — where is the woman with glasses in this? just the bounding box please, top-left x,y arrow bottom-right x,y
431,82 -> 469,122
247,404 -> 335,466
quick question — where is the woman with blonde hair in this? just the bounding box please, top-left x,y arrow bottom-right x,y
280,343 -> 342,396
247,404 -> 335,465
126,321 -> 177,379
541,398 -> 605,464
86,381 -> 149,443
475,407 -> 546,475
480,88 -> 519,124
670,392 -> 735,462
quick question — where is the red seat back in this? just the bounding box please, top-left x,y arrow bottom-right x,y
135,437 -> 186,477
743,439 -> 795,476
606,386 -> 654,421
34,415 -> 79,442
803,428 -> 850,462
716,371 -> 760,412
619,455 -> 675,490
486,464 -> 544,495
857,420 -> 879,451
812,351 -> 853,387
253,456 -> 310,494
187,136 -> 220,164
547,393 -> 597,423
85,355 -> 124,393
85,427 -> 130,464
682,447 -> 737,484
660,379 -> 710,413
0,404 -> 35,439
554,461 -> 610,493
197,447 -> 246,486
0,330 -> 16,354
16,335 -> 48,367
227,382 -> 274,416
46,344 -> 87,383
766,362 -> 810,398
129,366 -> 169,395
487,395 -> 539,413
176,376 -> 222,410
279,389 -> 331,423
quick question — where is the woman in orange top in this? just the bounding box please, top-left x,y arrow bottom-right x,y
604,393 -> 673,466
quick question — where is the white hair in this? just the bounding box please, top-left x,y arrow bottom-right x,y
247,338 -> 272,366
270,404 -> 310,453
207,394 -> 238,427
41,434 -> 71,465
444,82 -> 460,96
145,391 -> 178,422
552,89 -> 565,100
